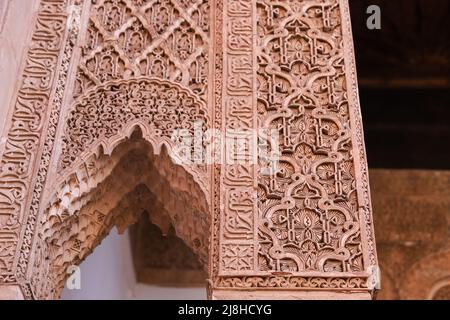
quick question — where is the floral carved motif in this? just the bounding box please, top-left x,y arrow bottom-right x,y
0,0 -> 70,288
60,78 -> 210,169
60,0 -> 212,199
212,0 -> 377,294
0,0 -> 378,299
74,0 -> 210,101
256,0 -> 364,274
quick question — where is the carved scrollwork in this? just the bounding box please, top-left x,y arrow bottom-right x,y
60,78 -> 210,168
213,0 -> 376,293
75,0 -> 210,100
215,275 -> 368,289
254,0 -> 367,275
0,0 -> 69,286
0,0 -> 378,298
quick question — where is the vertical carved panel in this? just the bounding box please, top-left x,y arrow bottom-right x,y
0,1 -> 70,289
35,0 -> 213,299
256,0 -> 363,274
213,0 -> 378,295
219,0 -> 257,275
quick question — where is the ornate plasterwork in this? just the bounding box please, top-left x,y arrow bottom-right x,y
0,0 -> 71,288
217,0 -> 258,276
211,0 -> 377,294
38,0 -> 211,299
59,77 -> 211,198
59,0 -> 213,197
256,0 -> 364,274
61,78 -> 209,170
35,138 -> 210,299
73,0 -> 210,101
0,0 -> 378,299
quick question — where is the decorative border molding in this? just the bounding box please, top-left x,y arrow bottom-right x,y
218,0 -> 257,276
0,0 -> 71,286
215,275 -> 369,290
339,0 -> 378,268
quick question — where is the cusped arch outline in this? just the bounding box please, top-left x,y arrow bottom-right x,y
38,137 -> 210,299
58,77 -> 211,201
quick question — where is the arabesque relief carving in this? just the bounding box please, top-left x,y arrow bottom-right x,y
59,78 -> 211,197
256,0 -> 365,274
74,0 -> 210,100
211,0 -> 377,296
0,0 -> 379,299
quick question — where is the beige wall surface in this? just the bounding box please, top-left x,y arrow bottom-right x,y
0,0 -> 38,156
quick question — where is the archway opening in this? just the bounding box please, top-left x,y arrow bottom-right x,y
60,223 -> 207,300
37,131 -> 210,299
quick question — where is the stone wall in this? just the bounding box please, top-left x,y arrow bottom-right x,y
370,170 -> 450,299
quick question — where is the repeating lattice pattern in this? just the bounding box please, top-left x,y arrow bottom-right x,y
256,0 -> 364,273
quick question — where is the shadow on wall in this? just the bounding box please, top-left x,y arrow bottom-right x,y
60,228 -> 207,300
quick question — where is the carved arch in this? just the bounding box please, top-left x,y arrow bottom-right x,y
35,135 -> 210,299
27,1 -> 214,298
58,77 -> 211,200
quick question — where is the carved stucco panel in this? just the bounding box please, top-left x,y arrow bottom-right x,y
0,1 -> 71,290
32,0 -> 214,299
0,0 -> 378,299
218,0 -> 257,276
212,0 -> 378,293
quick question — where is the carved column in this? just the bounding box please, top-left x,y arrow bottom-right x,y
209,0 -> 378,300
0,0 -> 378,299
